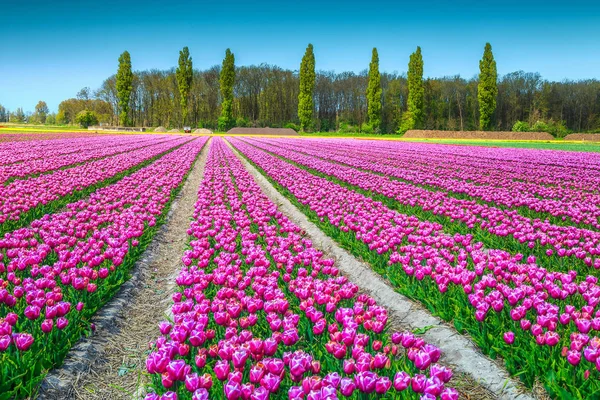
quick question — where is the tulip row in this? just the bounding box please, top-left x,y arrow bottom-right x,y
0,137 -> 207,398
0,133 -> 110,166
0,135 -> 171,184
237,138 -> 600,279
229,137 -> 600,398
0,136 -> 191,235
252,138 -> 600,230
145,138 -> 457,400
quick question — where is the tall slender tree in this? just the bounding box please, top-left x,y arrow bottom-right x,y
218,49 -> 236,132
176,46 -> 193,126
34,101 -> 49,123
400,46 -> 424,132
366,48 -> 382,132
478,42 -> 498,130
116,51 -> 133,126
298,43 -> 316,132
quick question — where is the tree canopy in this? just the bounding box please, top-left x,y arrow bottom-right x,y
366,48 -> 382,132
298,44 -> 316,132
116,51 -> 133,126
218,49 -> 236,132
176,46 -> 193,126
478,43 -> 498,130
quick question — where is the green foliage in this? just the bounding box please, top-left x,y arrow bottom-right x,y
10,107 -> 25,123
360,122 -> 374,134
478,43 -> 498,130
236,116 -> 250,128
56,110 -> 67,124
298,43 -> 316,132
219,49 -> 236,131
45,113 -> 57,125
338,121 -> 359,134
0,104 -> 7,122
176,46 -> 193,125
116,50 -> 133,126
284,122 -> 300,132
34,101 -> 49,123
512,119 -> 569,138
366,48 -> 382,132
75,110 -> 99,128
403,46 -> 424,132
512,120 -> 530,132
532,119 -> 569,138
398,111 -> 414,134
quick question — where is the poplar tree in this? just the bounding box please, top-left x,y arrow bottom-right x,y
478,42 -> 498,130
176,46 -> 193,126
298,43 -> 315,132
218,48 -> 235,131
400,46 -> 424,132
366,48 -> 382,132
116,51 -> 133,126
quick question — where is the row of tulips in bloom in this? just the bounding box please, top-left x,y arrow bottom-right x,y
144,138 -> 457,400
0,135 -> 170,183
0,137 -> 207,398
258,138 -> 600,229
229,137 -> 600,398
0,133 -> 109,166
0,136 -> 190,233
239,138 -> 600,277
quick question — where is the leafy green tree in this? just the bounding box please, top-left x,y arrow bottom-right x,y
400,46 -> 424,132
10,108 -> 25,123
478,43 -> 498,130
75,110 -> 99,128
116,51 -> 133,126
0,104 -> 8,122
298,43 -> 316,132
366,48 -> 382,132
176,46 -> 193,126
34,101 -> 49,123
218,48 -> 235,131
45,113 -> 57,125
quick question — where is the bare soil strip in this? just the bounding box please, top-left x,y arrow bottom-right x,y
37,139 -> 211,400
227,141 -> 539,400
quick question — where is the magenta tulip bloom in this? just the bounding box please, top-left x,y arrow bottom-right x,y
14,333 -> 34,351
375,376 -> 392,394
411,374 -> 427,393
215,360 -> 231,381
440,387 -> 460,400
393,371 -> 411,391
503,331 -> 515,345
567,350 -> 582,366
339,377 -> 356,396
0,335 -> 11,351
185,373 -> 200,392
192,389 -> 209,400
260,372 -> 282,393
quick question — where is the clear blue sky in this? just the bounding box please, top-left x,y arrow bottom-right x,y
1,0 -> 598,113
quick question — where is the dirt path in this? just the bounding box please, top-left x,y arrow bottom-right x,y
226,140 -> 539,400
38,138 -> 210,400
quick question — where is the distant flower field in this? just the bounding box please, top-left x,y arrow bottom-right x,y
1,133 -> 599,399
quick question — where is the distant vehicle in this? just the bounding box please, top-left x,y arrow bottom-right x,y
184,126 -> 191,133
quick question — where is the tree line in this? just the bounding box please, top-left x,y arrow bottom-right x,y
3,44 -> 599,135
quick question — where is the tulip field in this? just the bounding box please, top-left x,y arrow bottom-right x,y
2,133 -> 600,399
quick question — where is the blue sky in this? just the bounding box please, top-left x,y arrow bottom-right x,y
1,0 -> 598,113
